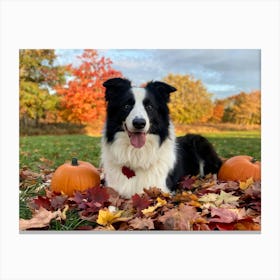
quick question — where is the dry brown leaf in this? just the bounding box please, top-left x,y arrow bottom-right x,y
129,217 -> 155,230
19,207 -> 60,230
159,204 -> 199,230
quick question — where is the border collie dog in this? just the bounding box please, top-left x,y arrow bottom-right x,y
101,78 -> 222,198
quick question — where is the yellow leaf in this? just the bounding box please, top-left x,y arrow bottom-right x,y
189,200 -> 202,208
156,197 -> 167,206
162,192 -> 171,198
142,197 -> 167,216
60,204 -> 69,220
96,209 -> 124,226
141,205 -> 158,216
239,177 -> 254,190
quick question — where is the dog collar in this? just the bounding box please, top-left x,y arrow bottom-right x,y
122,166 -> 136,179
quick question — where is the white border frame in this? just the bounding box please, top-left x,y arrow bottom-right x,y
1,1 -> 279,279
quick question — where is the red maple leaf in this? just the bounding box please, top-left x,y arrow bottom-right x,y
132,194 -> 151,211
179,175 -> 196,190
209,222 -> 235,231
33,196 -> 51,210
86,186 -> 110,204
50,195 -> 67,210
71,186 -> 110,215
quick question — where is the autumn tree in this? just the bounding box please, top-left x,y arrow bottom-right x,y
163,74 -> 213,124
222,90 -> 261,124
55,50 -> 122,123
210,99 -> 225,123
20,82 -> 61,126
19,49 -> 66,126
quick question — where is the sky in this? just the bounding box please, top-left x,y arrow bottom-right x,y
55,49 -> 261,100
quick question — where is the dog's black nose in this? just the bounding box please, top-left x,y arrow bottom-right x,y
132,118 -> 146,129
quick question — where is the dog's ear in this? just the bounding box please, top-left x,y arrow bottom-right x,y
145,81 -> 176,102
103,78 -> 132,101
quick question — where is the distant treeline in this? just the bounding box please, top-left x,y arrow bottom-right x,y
20,49 -> 261,131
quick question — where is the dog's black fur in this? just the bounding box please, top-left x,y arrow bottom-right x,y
167,134 -> 222,190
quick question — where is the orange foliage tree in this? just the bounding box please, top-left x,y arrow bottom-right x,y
56,50 -> 122,123
222,90 -> 261,124
211,99 -> 225,123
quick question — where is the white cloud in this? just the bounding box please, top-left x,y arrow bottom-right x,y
55,49 -> 261,98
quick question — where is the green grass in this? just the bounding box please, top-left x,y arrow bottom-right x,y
202,130 -> 261,160
50,209 -> 96,230
20,135 -> 101,171
20,131 -> 261,172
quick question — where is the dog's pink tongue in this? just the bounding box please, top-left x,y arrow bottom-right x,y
130,133 -> 146,148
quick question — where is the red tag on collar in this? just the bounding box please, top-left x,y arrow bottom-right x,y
122,166 -> 136,179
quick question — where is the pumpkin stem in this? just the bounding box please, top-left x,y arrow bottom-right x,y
251,158 -> 257,163
71,158 -> 79,166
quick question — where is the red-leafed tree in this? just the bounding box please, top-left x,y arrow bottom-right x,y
56,49 -> 122,123
211,99 -> 225,123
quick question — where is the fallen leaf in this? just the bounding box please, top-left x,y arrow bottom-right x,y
157,197 -> 167,206
209,222 -> 235,231
198,191 -> 240,207
215,191 -> 240,207
93,225 -> 115,231
244,182 -> 261,199
143,187 -> 162,198
207,181 -> 239,192
33,196 -> 51,210
20,169 -> 41,182
159,204 -> 199,230
60,205 -> 69,220
239,177 -> 254,190
86,186 -> 110,205
142,197 -> 167,216
234,220 -> 260,231
198,193 -> 219,204
76,225 -> 94,230
71,186 -> 110,215
209,208 -> 238,223
50,195 -> 68,210
129,217 -> 154,230
96,208 -> 124,226
107,187 -> 125,207
188,200 -> 202,208
172,191 -> 196,203
132,193 -> 151,211
19,207 -> 59,230
179,175 -> 196,190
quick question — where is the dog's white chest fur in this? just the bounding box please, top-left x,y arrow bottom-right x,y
101,126 -> 176,198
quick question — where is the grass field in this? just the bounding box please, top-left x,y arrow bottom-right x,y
20,130 -> 261,172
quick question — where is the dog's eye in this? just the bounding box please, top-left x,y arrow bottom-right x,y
145,104 -> 153,111
123,104 -> 132,111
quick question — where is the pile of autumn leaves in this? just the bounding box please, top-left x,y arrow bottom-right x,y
19,169 -> 261,231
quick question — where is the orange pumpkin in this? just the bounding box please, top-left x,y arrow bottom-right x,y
218,155 -> 261,182
51,158 -> 100,196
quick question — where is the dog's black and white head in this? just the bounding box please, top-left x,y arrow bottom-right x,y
103,77 -> 176,148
